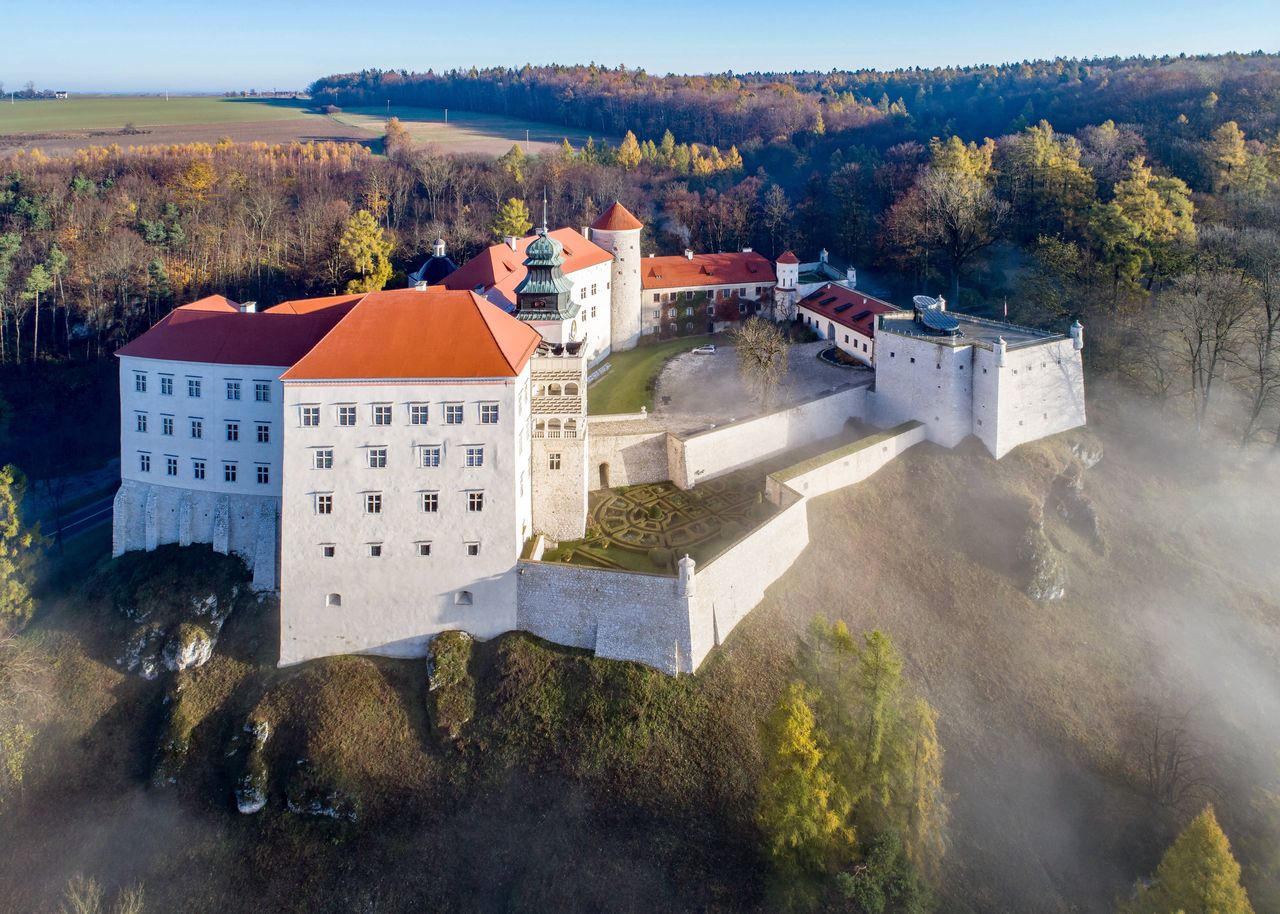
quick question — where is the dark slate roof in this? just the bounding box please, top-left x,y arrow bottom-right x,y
408,254 -> 458,286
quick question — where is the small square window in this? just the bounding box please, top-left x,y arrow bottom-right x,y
187,378 -> 201,398
421,446 -> 441,468
314,448 -> 333,469
549,452 -> 561,470
190,419 -> 203,439
409,404 -> 429,425
256,465 -> 270,485
479,403 -> 499,424
193,459 -> 206,479
315,493 -> 333,514
368,447 -> 388,468
226,380 -> 241,401
365,492 -> 382,514
417,542 -> 432,557
226,422 -> 239,442
465,542 -> 480,557
372,404 -> 392,426
321,544 -> 336,558
325,593 -> 341,607
337,405 -> 356,426
301,406 -> 320,427
160,376 -> 174,396
256,423 -> 270,444
445,404 -> 463,425
421,492 -> 439,513
368,543 -> 383,557
254,382 -> 271,402
464,446 -> 484,468
467,492 -> 484,512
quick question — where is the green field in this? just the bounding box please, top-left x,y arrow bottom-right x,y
0,95 -> 318,134
588,335 -> 712,415
333,105 -> 607,153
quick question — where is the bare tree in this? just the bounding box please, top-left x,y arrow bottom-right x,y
1164,265 -> 1254,432
730,317 -> 790,410
1127,704 -> 1219,812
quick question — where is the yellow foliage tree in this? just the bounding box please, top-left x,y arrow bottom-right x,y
616,130 -> 643,170
0,465 -> 44,624
1121,806 -> 1255,914
339,209 -> 393,293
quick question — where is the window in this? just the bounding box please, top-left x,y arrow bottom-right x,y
190,418 -> 203,439
165,456 -> 177,477
651,310 -> 660,320
139,453 -> 151,473
479,403 -> 499,424
161,416 -> 174,436
421,446 -> 441,468
315,493 -> 333,514
226,422 -> 239,442
652,293 -> 661,303
135,413 -> 148,433
134,372 -> 147,393
313,448 -> 333,469
325,593 -> 341,607
590,306 -> 597,318
256,423 -> 270,444
226,380 -> 241,401
256,465 -> 270,485
467,492 -> 484,512
591,283 -> 598,295
223,463 -> 237,483
579,286 -> 588,300
421,491 -> 439,513
409,404 -> 429,425
454,590 -> 473,605
465,542 -> 480,557
254,381 -> 271,403
301,406 -> 320,427
549,452 -> 561,470
464,446 -> 484,468
368,544 -> 383,557
445,404 -> 463,425
367,447 -> 387,468
685,290 -> 694,300
365,492 -> 382,514
417,542 -> 432,557
193,459 -> 206,480
337,405 -> 356,426
321,544 -> 336,558
372,404 -> 392,426
160,376 -> 173,396
187,378 -> 201,398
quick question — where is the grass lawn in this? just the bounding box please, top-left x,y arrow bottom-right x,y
0,96 -> 317,134
588,335 -> 712,415
331,106 -> 607,155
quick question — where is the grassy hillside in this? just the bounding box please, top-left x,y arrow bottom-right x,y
2,390 -> 1277,913
0,96 -> 316,134
331,106 -> 606,156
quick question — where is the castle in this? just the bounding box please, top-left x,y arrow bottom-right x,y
113,202 -> 1086,672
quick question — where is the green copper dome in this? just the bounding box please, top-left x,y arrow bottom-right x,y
514,224 -> 577,320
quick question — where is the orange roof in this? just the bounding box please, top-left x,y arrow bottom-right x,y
440,228 -> 612,307
776,251 -> 800,264
640,252 -> 777,291
117,297 -> 358,367
591,201 -> 643,232
267,293 -> 365,315
282,289 -> 540,381
797,284 -> 899,338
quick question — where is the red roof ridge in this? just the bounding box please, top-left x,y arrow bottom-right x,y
180,294 -> 240,313
777,251 -> 800,264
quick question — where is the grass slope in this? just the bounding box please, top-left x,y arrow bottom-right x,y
0,96 -> 317,134
588,336 -> 712,414
331,106 -> 607,155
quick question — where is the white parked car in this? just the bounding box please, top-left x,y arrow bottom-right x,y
691,344 -> 716,355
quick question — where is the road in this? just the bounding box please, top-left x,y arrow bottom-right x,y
52,495 -> 115,540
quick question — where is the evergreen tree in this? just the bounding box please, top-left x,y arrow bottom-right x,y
659,129 -> 677,165
1206,121 -> 1248,193
491,197 -> 533,241
338,209 -> 393,293
0,465 -> 44,624
498,143 -> 528,183
616,130 -> 643,170
1121,806 -> 1255,914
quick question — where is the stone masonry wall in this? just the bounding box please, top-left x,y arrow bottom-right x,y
586,427 -> 671,491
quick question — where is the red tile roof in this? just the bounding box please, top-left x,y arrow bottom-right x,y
797,284 -> 900,338
641,252 -> 777,291
776,251 -> 800,265
439,228 -> 611,307
116,297 -> 358,367
591,201 -> 643,232
267,293 -> 365,315
282,289 -> 540,381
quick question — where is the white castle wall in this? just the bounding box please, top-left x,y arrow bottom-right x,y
973,339 -> 1086,458
870,333 -> 974,448
592,225 -> 642,353
765,421 -> 927,504
669,384 -> 869,489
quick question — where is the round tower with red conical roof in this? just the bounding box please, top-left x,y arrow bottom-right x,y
590,201 -> 643,352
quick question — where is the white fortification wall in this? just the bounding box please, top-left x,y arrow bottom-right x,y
870,334 -> 974,448
973,338 -> 1086,458
668,383 -> 869,489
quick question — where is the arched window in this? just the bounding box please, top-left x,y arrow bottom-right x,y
325,593 -> 342,607
564,382 -> 579,396
548,383 -> 562,397
564,418 -> 577,438
534,420 -> 546,438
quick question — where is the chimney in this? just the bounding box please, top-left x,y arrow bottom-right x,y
582,225 -> 591,240
684,249 -> 694,260
742,246 -> 752,253
239,301 -> 257,314
820,248 -> 828,264
505,235 -> 518,251
414,281 -> 429,292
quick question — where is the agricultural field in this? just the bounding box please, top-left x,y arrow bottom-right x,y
0,96 -> 595,158
330,105 -> 608,156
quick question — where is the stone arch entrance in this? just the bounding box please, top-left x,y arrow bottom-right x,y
599,462 -> 611,489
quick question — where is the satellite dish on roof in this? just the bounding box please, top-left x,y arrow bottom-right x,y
913,294 -> 942,310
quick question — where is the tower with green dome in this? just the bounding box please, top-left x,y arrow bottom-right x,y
514,199 -> 578,322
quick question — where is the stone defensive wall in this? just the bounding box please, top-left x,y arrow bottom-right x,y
516,419 -> 927,674
112,480 -> 279,590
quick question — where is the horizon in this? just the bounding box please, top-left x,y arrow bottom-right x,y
5,0 -> 1279,93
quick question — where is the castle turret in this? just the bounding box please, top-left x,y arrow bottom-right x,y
1070,320 -> 1084,351
773,251 -> 800,321
590,202 -> 643,352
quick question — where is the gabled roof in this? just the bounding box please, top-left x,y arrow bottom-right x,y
797,284 -> 900,338
439,228 -> 612,308
117,296 -> 358,367
591,201 -> 643,232
267,293 -> 365,315
776,251 -> 800,265
640,252 -> 777,291
281,289 -> 540,381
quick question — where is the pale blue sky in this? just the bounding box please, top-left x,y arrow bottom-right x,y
4,0 -> 1278,92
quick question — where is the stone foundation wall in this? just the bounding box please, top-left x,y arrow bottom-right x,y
113,480 -> 279,590
586,428 -> 671,491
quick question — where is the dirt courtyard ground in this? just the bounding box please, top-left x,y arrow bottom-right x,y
652,340 -> 870,434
